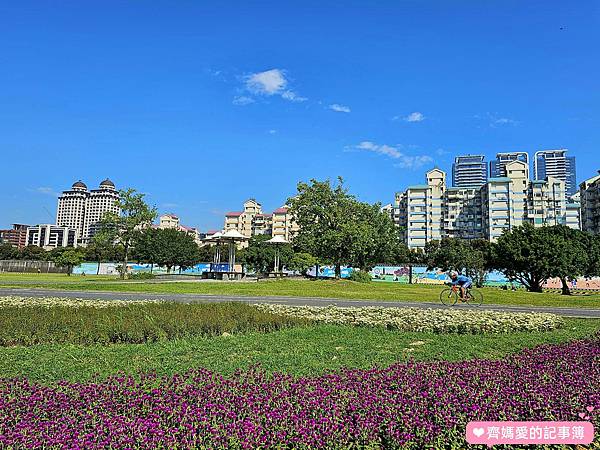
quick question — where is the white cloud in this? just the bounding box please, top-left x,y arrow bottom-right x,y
352,141 -> 433,169
477,113 -> 519,127
241,69 -> 306,103
281,90 -> 307,102
405,112 -> 425,122
393,156 -> 434,169
268,129 -> 277,134
356,141 -> 402,158
492,117 -> 517,126
246,69 -> 288,95
329,104 -> 351,113
232,95 -> 255,105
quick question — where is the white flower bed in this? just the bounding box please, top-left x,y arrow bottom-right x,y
254,304 -> 564,334
0,296 -> 163,308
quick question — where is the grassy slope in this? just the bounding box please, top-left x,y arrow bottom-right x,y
1,274 -> 600,308
1,318 -> 598,384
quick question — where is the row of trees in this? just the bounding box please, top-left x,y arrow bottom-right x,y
2,182 -> 600,292
286,178 -> 600,295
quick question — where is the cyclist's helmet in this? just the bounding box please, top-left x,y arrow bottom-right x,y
449,271 -> 458,278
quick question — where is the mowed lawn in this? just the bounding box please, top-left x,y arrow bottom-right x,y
1,318 -> 598,384
1,273 -> 600,308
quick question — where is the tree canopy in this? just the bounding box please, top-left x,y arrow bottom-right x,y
101,188 -> 157,278
287,177 -> 406,277
424,238 -> 492,287
493,223 -> 593,294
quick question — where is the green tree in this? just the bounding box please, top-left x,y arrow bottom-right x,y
101,188 -> 157,279
424,238 -> 492,287
86,227 -> 118,275
288,177 -> 404,277
132,227 -> 160,272
541,226 -> 590,295
19,245 -> 47,261
492,223 -> 589,294
0,243 -> 19,260
52,249 -> 85,276
287,252 -> 319,277
151,228 -> 201,273
586,233 -> 600,278
239,234 -> 294,274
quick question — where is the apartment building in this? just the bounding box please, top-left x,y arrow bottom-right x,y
56,179 -> 120,244
158,214 -> 201,244
580,172 -> 600,234
489,152 -> 529,178
224,199 -> 269,238
395,161 -> 580,248
534,149 -> 577,197
223,200 -> 299,241
26,224 -> 78,250
396,168 -> 445,249
452,155 -> 488,188
0,224 -> 29,248
272,207 -> 299,241
443,188 -> 483,240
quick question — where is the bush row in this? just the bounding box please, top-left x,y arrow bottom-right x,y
0,300 -> 311,346
254,304 -> 564,334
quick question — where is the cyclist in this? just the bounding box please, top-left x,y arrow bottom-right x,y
449,271 -> 472,301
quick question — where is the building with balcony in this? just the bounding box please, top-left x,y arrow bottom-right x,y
0,224 -> 29,248
158,213 -> 201,244
395,161 -> 580,248
534,149 -> 577,197
580,172 -> 600,234
452,155 -> 488,188
489,152 -> 529,178
56,179 -> 120,245
26,224 -> 78,250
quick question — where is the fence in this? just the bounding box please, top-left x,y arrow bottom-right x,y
0,260 -> 68,273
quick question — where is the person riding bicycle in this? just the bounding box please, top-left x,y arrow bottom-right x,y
449,271 -> 472,300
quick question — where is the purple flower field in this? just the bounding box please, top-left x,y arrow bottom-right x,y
1,335 -> 598,449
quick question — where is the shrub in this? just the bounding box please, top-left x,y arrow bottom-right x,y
0,301 -> 312,346
255,304 -> 564,334
129,272 -> 156,280
348,269 -> 372,283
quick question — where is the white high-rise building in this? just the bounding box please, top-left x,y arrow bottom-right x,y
56,179 -> 120,245
395,162 -> 580,248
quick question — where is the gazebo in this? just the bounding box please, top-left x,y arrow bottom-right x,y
203,229 -> 248,280
204,231 -> 223,264
265,235 -> 289,275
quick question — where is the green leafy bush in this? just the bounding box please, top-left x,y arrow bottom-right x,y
129,272 -> 156,280
0,302 -> 312,347
348,270 -> 372,283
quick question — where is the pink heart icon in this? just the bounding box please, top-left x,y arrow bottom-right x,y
587,406 -> 595,413
579,412 -> 586,419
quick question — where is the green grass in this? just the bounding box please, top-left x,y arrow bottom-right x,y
1,318 -> 598,384
1,274 -> 600,308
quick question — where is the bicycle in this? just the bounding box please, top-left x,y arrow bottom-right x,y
439,284 -> 483,307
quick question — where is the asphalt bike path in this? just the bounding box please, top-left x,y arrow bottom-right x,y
1,287 -> 599,318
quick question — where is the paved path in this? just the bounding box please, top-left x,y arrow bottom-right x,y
2,287 -> 600,318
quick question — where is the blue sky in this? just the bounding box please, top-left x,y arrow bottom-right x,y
1,1 -> 599,231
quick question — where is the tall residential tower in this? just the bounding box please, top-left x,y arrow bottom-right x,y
534,149 -> 577,197
56,179 -> 119,245
489,152 -> 529,178
452,155 -> 488,188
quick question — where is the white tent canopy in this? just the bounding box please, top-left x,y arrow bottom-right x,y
266,235 -> 288,244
